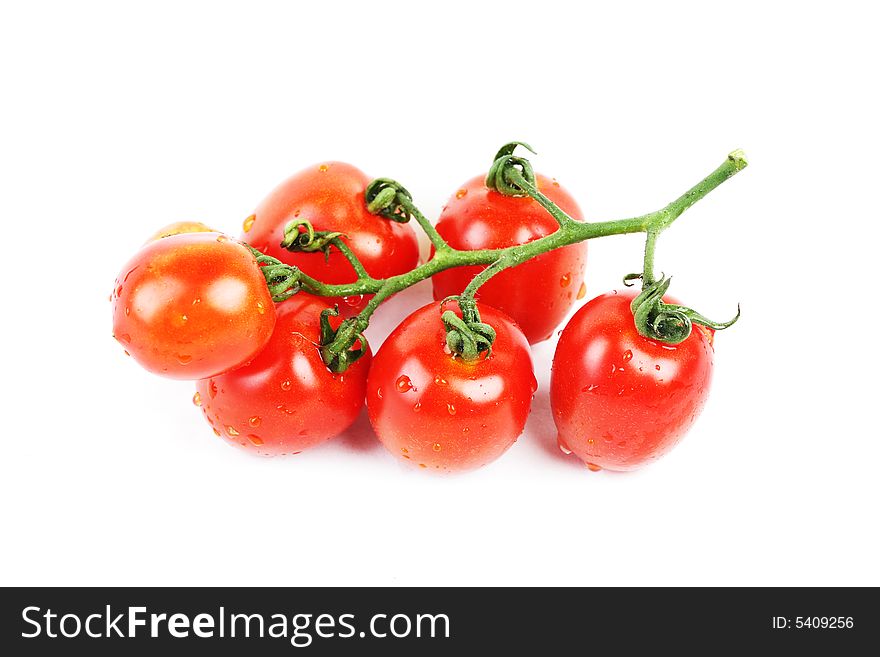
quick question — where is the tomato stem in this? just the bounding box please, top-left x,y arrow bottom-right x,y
253,146 -> 749,367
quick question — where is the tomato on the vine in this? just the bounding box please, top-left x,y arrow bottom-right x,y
243,162 -> 420,313
366,300 -> 536,472
550,289 -> 714,471
195,294 -> 371,456
111,232 -> 276,380
431,173 -> 587,343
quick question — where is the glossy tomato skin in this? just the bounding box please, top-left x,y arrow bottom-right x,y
367,301 -> 536,472
242,162 -> 420,314
550,290 -> 714,471
111,232 -> 275,380
431,174 -> 587,344
195,294 -> 371,456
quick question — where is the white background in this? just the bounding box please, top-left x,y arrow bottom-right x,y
2,1 -> 878,586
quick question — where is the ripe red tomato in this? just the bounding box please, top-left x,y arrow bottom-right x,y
431,173 -> 587,343
367,300 -> 536,472
242,162 -> 420,313
550,289 -> 714,471
111,232 -> 276,379
195,294 -> 371,456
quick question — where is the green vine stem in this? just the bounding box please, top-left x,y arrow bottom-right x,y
253,145 -> 748,367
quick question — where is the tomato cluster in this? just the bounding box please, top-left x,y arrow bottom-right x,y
111,159 -> 720,473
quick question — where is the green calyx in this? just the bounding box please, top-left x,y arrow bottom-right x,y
485,141 -> 537,197
631,276 -> 740,345
365,178 -> 414,223
247,246 -> 302,302
319,306 -> 369,374
441,297 -> 497,361
280,219 -> 345,259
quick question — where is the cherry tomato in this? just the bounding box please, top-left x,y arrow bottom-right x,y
146,221 -> 215,242
111,232 -> 275,380
550,289 -> 714,471
195,294 -> 371,455
242,162 -> 420,314
431,174 -> 587,343
367,300 -> 536,472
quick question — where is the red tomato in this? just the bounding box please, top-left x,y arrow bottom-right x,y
242,162 -> 420,314
195,294 -> 371,455
431,174 -> 587,343
367,301 -> 536,472
550,289 -> 714,471
111,232 -> 275,379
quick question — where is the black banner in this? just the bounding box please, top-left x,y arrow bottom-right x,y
1,587 -> 875,654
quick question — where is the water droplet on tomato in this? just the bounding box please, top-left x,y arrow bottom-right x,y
655,364 -> 661,371
281,379 -> 292,391
586,463 -> 602,472
248,434 -> 264,446
248,416 -> 261,427
117,333 -> 131,344
396,375 -> 413,392
455,188 -> 468,199
318,164 -> 330,172
177,354 -> 192,364
622,349 -> 633,362
256,301 -> 266,314
343,294 -> 364,308
432,443 -> 442,452
418,463 -> 427,469
192,297 -> 201,305
413,402 -> 421,412
434,375 -> 448,385
617,440 -> 627,449
180,314 -> 188,323
576,282 -> 587,300
116,285 -> 123,297
582,384 -> 599,392
242,214 -> 256,233
192,392 -> 201,407
551,178 -> 560,187
216,235 -> 229,243
587,438 -> 595,445
298,429 -> 309,436
401,447 -> 408,454
212,428 -> 221,437
226,426 -> 239,436
124,306 -> 130,316
560,272 -> 572,287
446,403 -> 456,415
209,381 -> 218,398
557,436 -> 572,455
123,350 -> 130,357
377,387 -> 383,399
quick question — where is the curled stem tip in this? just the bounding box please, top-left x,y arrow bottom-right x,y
365,178 -> 414,223
486,142 -> 537,197
319,306 -> 369,373
441,297 -> 496,361
631,276 -> 740,345
280,219 -> 345,259
246,245 -> 302,302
